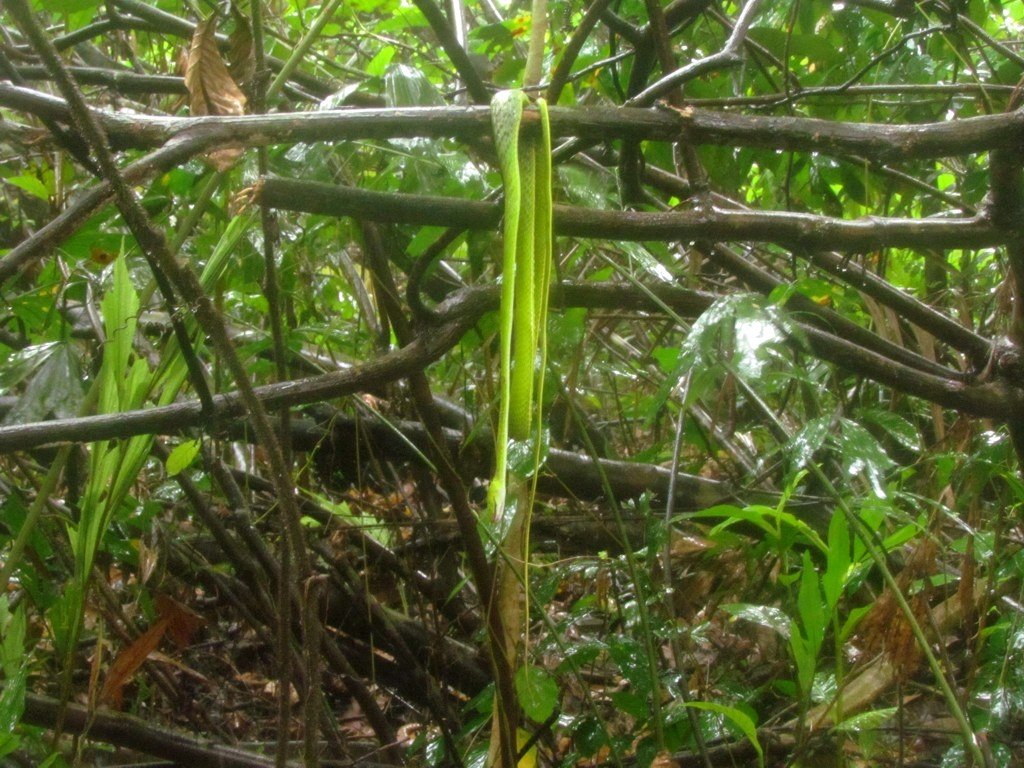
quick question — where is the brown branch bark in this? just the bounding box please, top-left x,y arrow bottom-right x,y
0,282 -> 1019,455
4,81 -> 1024,161
23,693 -> 293,768
258,177 -> 1005,251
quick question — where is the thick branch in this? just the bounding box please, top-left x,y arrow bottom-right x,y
4,82 -> 1024,161
0,283 -> 1020,457
23,693 -> 289,768
0,317 -> 471,453
258,177 -> 1005,251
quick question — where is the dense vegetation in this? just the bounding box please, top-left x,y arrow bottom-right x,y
2,0 -> 1024,765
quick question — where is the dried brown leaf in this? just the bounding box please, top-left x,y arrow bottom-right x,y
154,593 -> 205,648
185,16 -> 247,117
185,16 -> 247,170
100,616 -> 170,708
227,3 -> 256,91
203,146 -> 245,172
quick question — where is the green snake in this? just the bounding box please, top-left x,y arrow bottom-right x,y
487,90 -> 552,527
486,89 -> 552,766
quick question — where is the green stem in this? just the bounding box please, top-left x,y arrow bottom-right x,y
524,0 -> 548,89
266,0 -> 344,102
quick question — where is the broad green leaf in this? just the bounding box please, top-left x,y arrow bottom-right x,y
5,174 -> 49,201
834,419 -> 894,497
857,408 -> 921,453
384,63 -> 444,107
693,503 -> 826,553
683,701 -> 763,768
797,552 -> 826,656
1,344 -> 83,424
787,416 -> 831,471
0,665 -> 26,738
0,342 -> 60,392
609,689 -> 648,720
721,603 -> 792,639
41,0 -> 100,11
166,439 -> 202,476
0,731 -> 20,760
823,512 -> 851,612
365,46 -> 396,78
1,603 -> 26,678
514,665 -> 558,723
608,637 -> 652,696
834,706 -> 897,733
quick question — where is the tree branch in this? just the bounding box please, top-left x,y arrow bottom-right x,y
257,177 -> 1004,251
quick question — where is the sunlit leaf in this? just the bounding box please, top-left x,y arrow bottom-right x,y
185,16 -> 246,169
683,701 -> 763,768
514,665 -> 558,722
165,438 -> 202,476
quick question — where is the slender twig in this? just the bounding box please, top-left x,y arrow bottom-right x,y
547,0 -> 616,103
629,0 -> 767,105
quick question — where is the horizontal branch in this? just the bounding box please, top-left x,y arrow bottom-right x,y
3,82 -> 1024,161
1,282 -> 1019,458
435,283 -> 1021,418
15,65 -> 186,94
0,124 -> 234,284
0,317 -> 472,453
283,413 -> 731,511
23,694 -> 287,768
259,177 -> 1006,251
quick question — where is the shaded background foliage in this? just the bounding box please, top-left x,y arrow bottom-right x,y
1,0 -> 1024,766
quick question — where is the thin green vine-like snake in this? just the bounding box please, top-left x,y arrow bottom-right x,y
488,90 -> 552,527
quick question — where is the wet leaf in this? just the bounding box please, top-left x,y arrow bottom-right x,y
227,3 -> 256,91
166,438 -> 201,476
1,343 -> 83,425
515,665 -> 558,722
100,616 -> 170,708
185,16 -> 246,169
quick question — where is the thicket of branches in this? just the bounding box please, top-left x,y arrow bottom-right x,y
2,0 -> 1024,766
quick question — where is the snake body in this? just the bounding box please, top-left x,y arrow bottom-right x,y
487,89 -> 552,766
488,91 -> 552,524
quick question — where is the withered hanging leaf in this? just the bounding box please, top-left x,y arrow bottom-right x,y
227,3 -> 256,92
185,15 -> 247,170
155,593 -> 205,648
100,616 -> 170,708
186,16 -> 247,117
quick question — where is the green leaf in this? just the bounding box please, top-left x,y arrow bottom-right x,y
683,701 -> 763,768
5,174 -> 49,201
99,254 -> 141,414
572,715 -> 607,757
1,603 -> 26,678
608,637 -> 652,696
0,731 -> 21,760
0,665 -> 26,734
823,512 -> 851,612
0,342 -> 61,392
797,551 -> 826,656
365,46 -> 396,78
834,706 -> 897,733
514,665 -> 558,723
166,439 -> 202,476
833,419 -> 894,497
49,580 -> 83,660
3,343 -> 83,425
609,689 -> 648,720
721,603 -> 792,639
41,0 -> 100,11
787,416 -> 831,470
857,408 -> 921,453
384,63 -> 444,107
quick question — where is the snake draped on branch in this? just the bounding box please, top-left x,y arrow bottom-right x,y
484,5 -> 554,764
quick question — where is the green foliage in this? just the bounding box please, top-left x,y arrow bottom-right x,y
3,1 -> 1024,766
